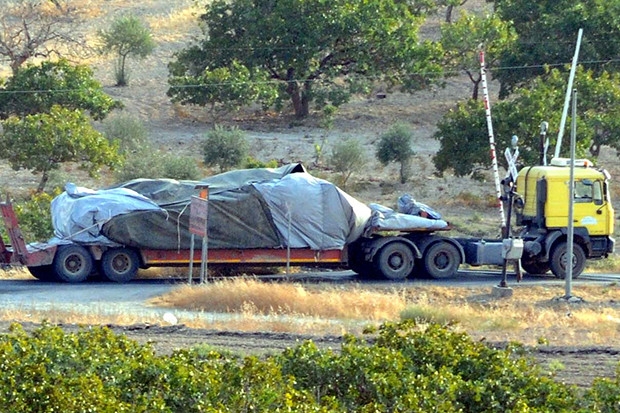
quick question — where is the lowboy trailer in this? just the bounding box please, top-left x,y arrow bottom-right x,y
0,158 -> 614,283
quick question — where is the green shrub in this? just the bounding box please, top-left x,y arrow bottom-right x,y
376,123 -> 415,183
13,190 -> 60,242
244,156 -> 279,169
114,148 -> 165,181
115,151 -> 203,181
4,321 -> 620,412
279,321 -> 578,412
203,125 -> 249,172
329,137 -> 365,188
162,154 -> 202,180
581,372 -> 620,412
101,112 -> 149,154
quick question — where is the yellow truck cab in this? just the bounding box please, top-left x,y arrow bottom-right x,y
515,157 -> 615,277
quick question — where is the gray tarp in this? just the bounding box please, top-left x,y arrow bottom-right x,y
50,163 -> 448,251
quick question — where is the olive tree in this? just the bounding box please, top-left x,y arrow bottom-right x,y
376,124 -> 416,184
98,15 -> 155,86
441,12 -> 516,100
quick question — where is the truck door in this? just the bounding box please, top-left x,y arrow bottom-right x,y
572,179 -> 609,236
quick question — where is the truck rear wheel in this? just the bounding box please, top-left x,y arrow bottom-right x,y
374,242 -> 414,281
550,242 -> 586,279
101,248 -> 140,283
423,242 -> 461,279
53,245 -> 93,283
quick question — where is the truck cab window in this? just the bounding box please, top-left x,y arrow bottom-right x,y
574,180 -> 593,202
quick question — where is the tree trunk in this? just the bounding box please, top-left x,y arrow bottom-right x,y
445,5 -> 454,23
285,68 -> 310,118
299,82 -> 311,118
37,170 -> 50,193
116,53 -> 128,86
10,55 -> 29,74
466,70 -> 482,100
399,159 -> 411,184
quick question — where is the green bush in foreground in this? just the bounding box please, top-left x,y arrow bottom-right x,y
0,321 -> 618,412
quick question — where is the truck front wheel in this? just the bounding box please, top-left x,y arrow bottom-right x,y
374,242 -> 414,281
53,245 -> 93,283
423,242 -> 461,279
101,248 -> 140,283
550,242 -> 586,279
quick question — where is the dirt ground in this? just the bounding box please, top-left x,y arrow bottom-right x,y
1,0 -> 619,390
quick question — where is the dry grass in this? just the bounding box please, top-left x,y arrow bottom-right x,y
146,5 -> 201,42
151,279 -> 620,346
150,278 -> 406,321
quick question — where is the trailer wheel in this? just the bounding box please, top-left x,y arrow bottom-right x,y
521,260 -> 550,275
53,245 -> 93,283
374,242 -> 414,281
423,242 -> 461,279
27,265 -> 57,282
550,242 -> 586,279
101,248 -> 140,283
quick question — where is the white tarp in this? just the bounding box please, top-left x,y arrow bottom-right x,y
368,203 -> 449,231
51,183 -> 162,244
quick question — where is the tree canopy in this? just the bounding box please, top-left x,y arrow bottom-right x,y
168,0 -> 443,118
0,59 -> 121,120
98,15 -> 155,86
0,106 -> 122,191
433,67 -> 620,177
494,0 -> 620,98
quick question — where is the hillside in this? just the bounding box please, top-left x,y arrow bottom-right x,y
0,0 -> 617,241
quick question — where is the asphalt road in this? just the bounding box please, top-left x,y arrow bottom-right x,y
1,269 -> 618,316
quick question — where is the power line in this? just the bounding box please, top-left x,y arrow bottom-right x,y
0,58 -> 618,95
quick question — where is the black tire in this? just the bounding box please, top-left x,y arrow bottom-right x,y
27,265 -> 57,282
101,248 -> 140,283
521,260 -> 550,275
53,245 -> 93,283
374,242 -> 414,281
422,242 -> 461,279
550,242 -> 586,279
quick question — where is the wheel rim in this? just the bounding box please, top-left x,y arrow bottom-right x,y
560,250 -> 575,272
388,253 -> 404,270
111,254 -> 131,274
65,254 -> 84,274
433,252 -> 450,270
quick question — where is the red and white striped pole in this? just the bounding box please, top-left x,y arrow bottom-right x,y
479,50 -> 506,233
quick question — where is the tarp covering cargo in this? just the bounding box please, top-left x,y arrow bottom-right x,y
50,163 -> 448,251
52,164 -> 372,250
